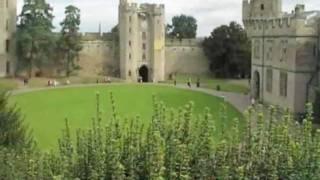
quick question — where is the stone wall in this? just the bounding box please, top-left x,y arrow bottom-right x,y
165,39 -> 209,76
0,0 -> 16,77
78,39 -> 118,77
77,37 -> 209,78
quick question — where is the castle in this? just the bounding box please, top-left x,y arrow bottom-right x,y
0,0 -> 16,77
0,0 -> 209,81
243,0 -> 320,113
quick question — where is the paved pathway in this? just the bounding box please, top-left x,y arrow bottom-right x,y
10,83 -> 251,113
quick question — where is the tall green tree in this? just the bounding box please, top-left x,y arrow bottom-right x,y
203,22 -> 251,78
17,0 -> 55,78
59,5 -> 82,77
167,15 -> 197,39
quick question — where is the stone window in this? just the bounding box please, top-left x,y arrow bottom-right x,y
5,39 -> 10,53
142,53 -> 146,60
254,40 -> 260,59
128,70 -> 132,77
266,40 -> 274,61
129,53 -> 132,60
266,69 -> 273,93
280,40 -> 288,62
129,40 -> 132,47
279,72 -> 288,97
142,32 -> 146,40
142,43 -> 146,50
261,4 -> 264,11
6,61 -> 10,74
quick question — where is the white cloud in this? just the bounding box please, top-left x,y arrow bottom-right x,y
16,0 -> 320,37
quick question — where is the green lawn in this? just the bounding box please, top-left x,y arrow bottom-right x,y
11,84 -> 242,150
165,74 -> 250,94
0,78 -> 19,91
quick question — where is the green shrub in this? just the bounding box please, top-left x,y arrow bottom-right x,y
0,91 -> 33,149
0,94 -> 320,179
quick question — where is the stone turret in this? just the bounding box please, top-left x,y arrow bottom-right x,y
0,0 -> 17,77
243,0 -> 282,20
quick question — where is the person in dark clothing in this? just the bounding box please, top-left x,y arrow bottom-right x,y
187,78 -> 191,88
196,77 -> 200,88
23,77 -> 29,86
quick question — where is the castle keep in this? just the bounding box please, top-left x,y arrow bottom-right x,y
119,0 -> 165,82
243,0 -> 320,113
0,0 -> 16,77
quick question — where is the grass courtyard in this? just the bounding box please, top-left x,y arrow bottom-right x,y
10,84 -> 243,150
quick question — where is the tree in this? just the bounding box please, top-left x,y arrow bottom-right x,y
0,91 -> 32,149
167,15 -> 197,39
17,0 -> 55,78
59,5 -> 82,77
203,22 -> 251,78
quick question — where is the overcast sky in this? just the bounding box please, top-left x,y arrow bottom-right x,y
16,0 -> 320,37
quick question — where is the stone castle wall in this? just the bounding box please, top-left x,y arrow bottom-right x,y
77,36 -> 209,78
0,0 -> 16,77
165,39 -> 209,76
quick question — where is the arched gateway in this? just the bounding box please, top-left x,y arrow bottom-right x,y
139,65 -> 149,82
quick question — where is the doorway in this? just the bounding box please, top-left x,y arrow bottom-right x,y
139,65 -> 149,82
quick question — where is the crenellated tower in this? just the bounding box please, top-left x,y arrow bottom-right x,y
0,0 -> 17,77
118,0 -> 165,82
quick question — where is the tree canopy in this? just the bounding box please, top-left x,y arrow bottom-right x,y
167,15 -> 198,39
17,0 -> 55,77
58,5 -> 82,77
203,22 -> 251,78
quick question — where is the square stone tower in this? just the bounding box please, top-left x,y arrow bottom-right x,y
0,0 -> 16,77
119,0 -> 165,82
243,0 -> 320,113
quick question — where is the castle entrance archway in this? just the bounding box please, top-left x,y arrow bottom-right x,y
139,65 -> 149,82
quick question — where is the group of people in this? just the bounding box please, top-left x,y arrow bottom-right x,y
48,79 -> 71,87
172,77 -> 201,88
97,76 -> 112,84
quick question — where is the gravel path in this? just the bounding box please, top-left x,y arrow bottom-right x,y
10,83 -> 251,113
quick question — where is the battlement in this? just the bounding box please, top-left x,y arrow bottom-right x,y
244,8 -> 320,35
165,38 -> 203,47
121,0 -> 164,14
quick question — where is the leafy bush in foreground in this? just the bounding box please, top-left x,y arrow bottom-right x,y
0,91 -> 33,149
0,93 -> 320,179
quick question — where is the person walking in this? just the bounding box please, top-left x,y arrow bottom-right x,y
187,78 -> 191,88
196,77 -> 200,88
